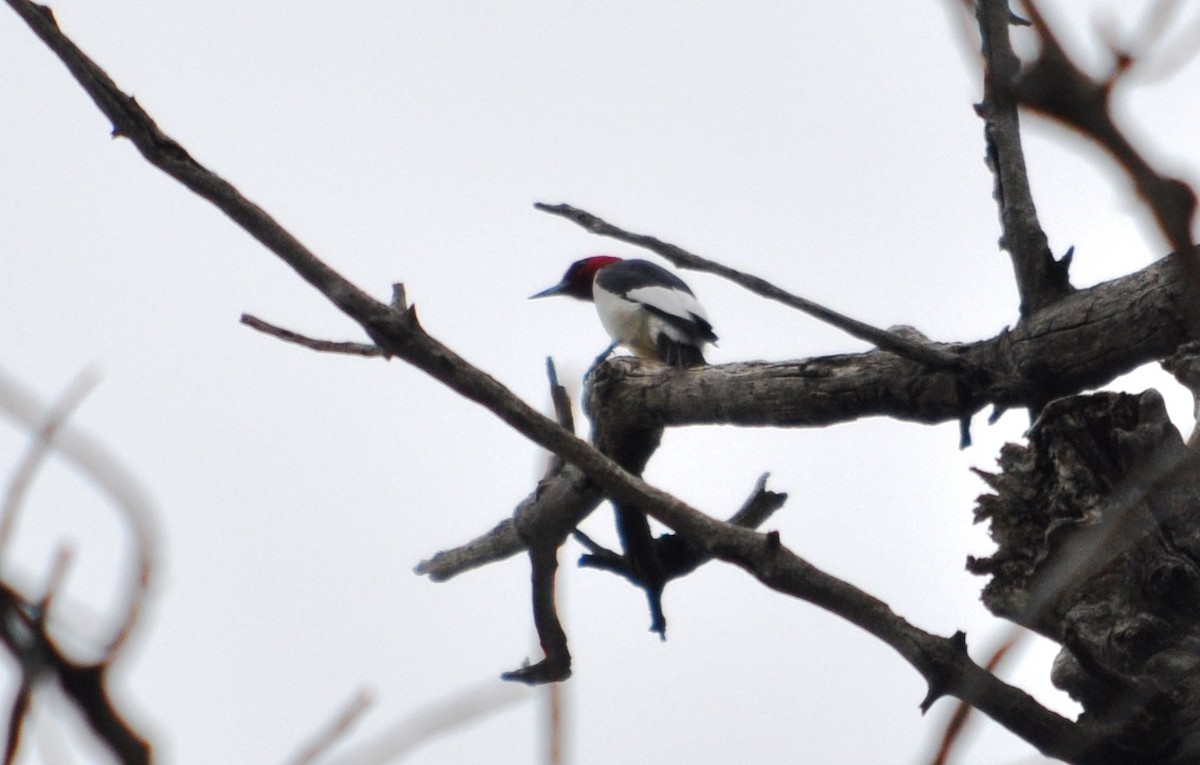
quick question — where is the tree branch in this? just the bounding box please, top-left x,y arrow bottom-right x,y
975,0 -> 1072,316
0,582 -> 150,765
503,359 -> 578,682
576,473 -> 787,584
240,314 -> 385,357
583,255 -> 1189,431
1013,1 -> 1197,260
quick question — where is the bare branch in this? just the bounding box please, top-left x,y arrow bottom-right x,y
0,582 -> 150,765
2,674 -> 33,765
0,367 -> 100,561
975,0 -> 1072,316
327,682 -> 529,765
578,473 -> 788,583
284,689 -> 373,765
415,517 -> 525,581
423,252 -> 1190,585
586,254 -> 1189,432
929,627 -> 1024,765
1014,1 -> 1197,259
241,314 -> 385,358
503,362 -> 578,683
35,544 -> 73,614
0,369 -> 160,664
0,368 -> 156,761
502,540 -> 571,684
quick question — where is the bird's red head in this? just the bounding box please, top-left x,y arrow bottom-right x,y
530,256 -> 622,301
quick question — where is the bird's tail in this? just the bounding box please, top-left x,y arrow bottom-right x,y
656,335 -> 706,367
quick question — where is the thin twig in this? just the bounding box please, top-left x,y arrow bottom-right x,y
1015,1 -> 1197,259
327,682 -> 529,765
576,473 -> 788,583
241,314 -> 385,357
285,689 -> 373,765
0,367 -> 101,562
2,677 -> 34,765
35,545 -> 74,614
0,368 -> 160,665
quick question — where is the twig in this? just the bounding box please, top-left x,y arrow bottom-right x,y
0,367 -> 101,562
0,367 -> 156,761
241,314 -> 386,357
35,544 -> 74,614
2,547 -> 77,765
577,473 -> 787,583
326,682 -> 529,765
545,358 -> 574,472
0,582 -> 150,765
2,674 -> 34,765
0,368 -> 159,665
285,689 -> 373,765
1014,1 -> 1197,259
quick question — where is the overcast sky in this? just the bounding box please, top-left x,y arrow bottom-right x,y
3,2 -> 1199,764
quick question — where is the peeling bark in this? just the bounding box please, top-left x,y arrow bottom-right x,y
972,391 -> 1200,762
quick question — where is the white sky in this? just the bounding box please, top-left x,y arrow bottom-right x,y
2,1 -> 1199,763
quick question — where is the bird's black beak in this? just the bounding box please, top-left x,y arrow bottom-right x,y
529,282 -> 567,299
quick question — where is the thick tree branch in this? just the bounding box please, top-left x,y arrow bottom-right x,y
583,255 -> 1189,432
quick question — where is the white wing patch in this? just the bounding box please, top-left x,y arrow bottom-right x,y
593,282 -> 712,358
624,285 -> 709,324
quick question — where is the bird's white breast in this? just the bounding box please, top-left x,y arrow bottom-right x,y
593,284 -> 659,356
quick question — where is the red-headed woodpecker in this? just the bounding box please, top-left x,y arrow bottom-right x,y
531,256 -> 717,367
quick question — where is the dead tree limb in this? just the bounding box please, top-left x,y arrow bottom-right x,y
976,0 -> 1073,316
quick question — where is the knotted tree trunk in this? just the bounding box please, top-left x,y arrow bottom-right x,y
972,389 -> 1200,763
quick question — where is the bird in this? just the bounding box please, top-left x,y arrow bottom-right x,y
530,256 -> 717,367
